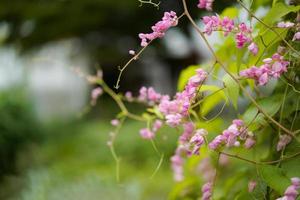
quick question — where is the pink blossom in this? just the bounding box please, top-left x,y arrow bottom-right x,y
138,86 -> 148,102
293,32 -> 300,41
139,128 -> 155,139
209,119 -> 254,150
139,11 -> 178,47
152,119 -> 163,132
197,0 -> 214,11
111,119 -> 120,126
189,130 -> 205,155
292,178 -> 300,189
244,137 -> 256,149
221,17 -> 235,36
166,113 -> 182,127
248,180 -> 257,192
277,178 -> 300,200
125,91 -> 133,102
171,154 -> 184,181
277,21 -> 295,28
240,52 -> 289,85
90,87 -> 103,105
179,122 -> 195,143
277,134 -> 292,151
201,182 -> 213,200
248,42 -> 259,55
235,32 -> 251,48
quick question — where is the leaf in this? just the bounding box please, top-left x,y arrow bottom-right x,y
177,65 -> 199,91
259,165 -> 290,194
221,7 -> 239,18
223,74 -> 239,109
199,85 -> 228,116
242,95 -> 282,126
261,3 -> 300,27
281,140 -> 300,178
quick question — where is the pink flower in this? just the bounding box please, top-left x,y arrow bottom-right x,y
152,120 -> 163,132
277,177 -> 300,200
90,87 -> 103,105
111,119 -> 120,126
171,154 -> 184,181
248,180 -> 257,192
235,32 -> 250,48
179,122 -> 195,143
244,137 -> 256,149
139,11 -> 178,47
139,128 -> 155,139
166,113 -> 182,127
240,52 -> 289,85
277,134 -> 292,151
197,0 -> 214,11
248,42 -> 259,55
201,182 -> 213,200
125,91 -> 133,102
189,130 -> 206,155
138,86 -> 148,102
292,178 -> 300,189
277,21 -> 295,28
293,32 -> 300,41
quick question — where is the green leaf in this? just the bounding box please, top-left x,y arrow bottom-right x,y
223,74 -> 239,109
262,3 -> 300,27
281,140 -> 300,178
221,7 -> 239,18
177,65 -> 199,91
243,95 -> 282,126
259,165 -> 290,194
199,85 -> 227,116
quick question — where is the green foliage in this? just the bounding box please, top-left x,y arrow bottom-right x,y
259,165 -> 290,194
0,87 -> 41,177
242,95 -> 282,127
222,74 -> 239,109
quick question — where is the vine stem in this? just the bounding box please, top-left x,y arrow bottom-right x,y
181,0 -> 297,140
114,12 -> 186,89
100,80 -> 146,121
138,0 -> 161,9
237,0 -> 300,56
219,151 -> 300,165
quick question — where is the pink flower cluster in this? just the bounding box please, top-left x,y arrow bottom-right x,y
159,69 -> 207,127
209,119 -> 255,150
201,182 -> 213,200
202,16 -> 234,36
197,0 -> 214,11
202,16 -> 258,55
90,87 -> 103,106
139,11 -> 178,47
277,134 -> 292,151
277,21 -> 295,28
293,32 -> 300,41
139,119 -> 163,140
239,52 -> 289,85
277,177 -> 300,200
171,122 -> 208,181
170,147 -> 185,181
138,86 -> 162,105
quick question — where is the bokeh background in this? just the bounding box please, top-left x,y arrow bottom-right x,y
0,0 -> 237,199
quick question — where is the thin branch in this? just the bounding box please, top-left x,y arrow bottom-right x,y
138,0 -> 161,9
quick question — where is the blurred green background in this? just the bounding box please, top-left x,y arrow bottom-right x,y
0,0 -> 237,199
